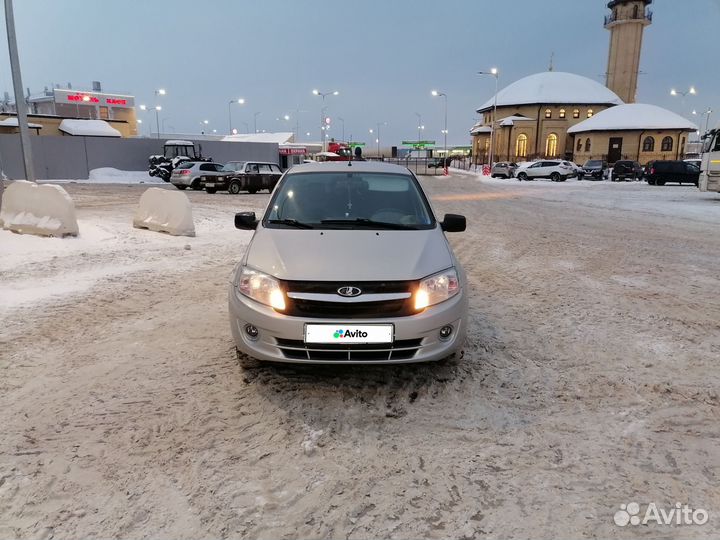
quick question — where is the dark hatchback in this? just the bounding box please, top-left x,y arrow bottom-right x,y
645,160 -> 700,186
581,159 -> 609,180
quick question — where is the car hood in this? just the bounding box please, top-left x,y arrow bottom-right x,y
244,226 -> 454,281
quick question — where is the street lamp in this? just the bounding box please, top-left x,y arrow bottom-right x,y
313,89 -> 339,151
670,86 -> 696,97
415,112 -> 425,144
693,107 -> 713,135
337,117 -> 345,142
155,88 -> 166,97
478,67 -> 500,167
371,122 -> 387,158
154,105 -> 162,138
228,97 -> 245,134
431,90 -> 448,175
253,111 -> 261,133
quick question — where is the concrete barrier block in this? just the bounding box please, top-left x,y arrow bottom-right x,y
133,187 -> 195,237
0,180 -> 79,237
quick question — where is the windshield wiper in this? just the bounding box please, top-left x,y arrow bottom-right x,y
320,218 -> 417,230
267,218 -> 314,229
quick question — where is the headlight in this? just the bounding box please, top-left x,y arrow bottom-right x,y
414,268 -> 460,310
235,266 -> 286,311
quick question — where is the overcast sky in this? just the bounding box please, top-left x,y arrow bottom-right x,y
0,0 -> 717,146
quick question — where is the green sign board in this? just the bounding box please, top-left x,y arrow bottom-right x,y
401,140 -> 436,149
348,142 -> 365,147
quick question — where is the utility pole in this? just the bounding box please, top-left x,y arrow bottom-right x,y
4,0 -> 35,181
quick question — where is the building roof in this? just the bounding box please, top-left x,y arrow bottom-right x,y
567,103 -> 698,134
221,132 -> 294,144
477,71 -> 624,112
498,114 -> 534,126
58,119 -> 122,137
470,123 -> 492,135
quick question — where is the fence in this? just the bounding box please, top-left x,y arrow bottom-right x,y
0,134 -> 279,180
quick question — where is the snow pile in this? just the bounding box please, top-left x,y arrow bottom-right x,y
477,71 -> 624,111
87,168 -> 162,184
0,180 -> 78,237
58,119 -> 121,137
568,103 -> 699,133
133,187 -> 195,237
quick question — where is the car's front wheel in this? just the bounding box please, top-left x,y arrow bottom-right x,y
228,180 -> 242,194
517,172 -> 527,181
205,188 -> 217,194
550,172 -> 560,182
175,185 -> 187,190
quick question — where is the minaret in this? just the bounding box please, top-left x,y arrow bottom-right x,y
604,0 -> 652,103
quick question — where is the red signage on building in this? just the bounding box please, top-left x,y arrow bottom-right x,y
279,147 -> 306,155
106,98 -> 127,105
67,94 -> 99,103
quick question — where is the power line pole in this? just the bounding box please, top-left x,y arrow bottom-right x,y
4,0 -> 35,181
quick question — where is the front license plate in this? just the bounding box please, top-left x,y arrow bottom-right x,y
305,324 -> 393,344
205,182 -> 215,188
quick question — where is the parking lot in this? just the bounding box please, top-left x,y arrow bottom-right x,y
1,174 -> 719,539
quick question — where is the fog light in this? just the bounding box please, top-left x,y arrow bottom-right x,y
244,324 -> 259,340
439,325 -> 453,340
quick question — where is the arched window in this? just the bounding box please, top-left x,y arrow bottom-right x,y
642,136 -> 655,152
559,109 -> 566,119
661,136 -> 673,152
587,109 -> 594,118
633,5 -> 639,18
545,109 -> 552,119
576,137 -> 582,151
515,134 -> 528,158
573,109 -> 580,119
546,133 -> 558,157
585,138 -> 591,152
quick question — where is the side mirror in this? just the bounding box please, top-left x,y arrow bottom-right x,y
441,214 -> 466,233
235,212 -> 258,230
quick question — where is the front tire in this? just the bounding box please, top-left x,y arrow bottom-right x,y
175,185 -> 187,190
550,172 -> 560,182
229,180 -> 242,195
205,188 -> 217,194
517,172 -> 527,181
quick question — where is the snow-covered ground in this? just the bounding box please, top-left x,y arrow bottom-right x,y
1,177 -> 719,539
48,167 -> 165,185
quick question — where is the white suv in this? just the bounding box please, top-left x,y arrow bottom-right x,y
515,160 -> 573,182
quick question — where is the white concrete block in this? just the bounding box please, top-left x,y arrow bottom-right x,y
133,187 -> 195,237
0,180 -> 79,237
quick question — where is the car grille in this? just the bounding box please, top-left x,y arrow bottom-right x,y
275,338 -> 423,362
282,280 -> 417,319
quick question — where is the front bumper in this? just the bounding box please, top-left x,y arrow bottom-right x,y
228,283 -> 468,364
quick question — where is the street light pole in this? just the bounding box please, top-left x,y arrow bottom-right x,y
415,112 -> 422,143
478,68 -> 500,167
313,89 -> 339,152
228,98 -> 245,134
253,111 -> 261,133
4,0 -> 34,181
432,90 -> 448,175
154,105 -> 161,139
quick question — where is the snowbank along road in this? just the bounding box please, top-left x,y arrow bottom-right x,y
1,175 -> 719,539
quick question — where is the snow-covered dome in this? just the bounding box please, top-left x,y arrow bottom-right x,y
568,103 -> 698,133
477,72 -> 624,112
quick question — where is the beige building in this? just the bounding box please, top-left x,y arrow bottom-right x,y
568,103 -> 697,165
0,113 -> 131,137
605,0 -> 652,103
1,86 -> 137,137
471,71 -> 623,163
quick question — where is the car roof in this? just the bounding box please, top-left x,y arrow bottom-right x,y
286,161 -> 413,175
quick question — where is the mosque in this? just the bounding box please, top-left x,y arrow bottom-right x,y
470,0 -> 697,165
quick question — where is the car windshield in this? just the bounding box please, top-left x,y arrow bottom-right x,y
585,160 -> 602,167
265,171 -> 434,230
223,162 -> 245,172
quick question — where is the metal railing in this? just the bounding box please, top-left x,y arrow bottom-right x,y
604,9 -> 652,25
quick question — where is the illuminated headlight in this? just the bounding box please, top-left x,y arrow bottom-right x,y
235,266 -> 286,311
414,268 -> 460,310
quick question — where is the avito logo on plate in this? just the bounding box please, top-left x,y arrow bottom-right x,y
333,329 -> 368,339
613,502 -> 709,527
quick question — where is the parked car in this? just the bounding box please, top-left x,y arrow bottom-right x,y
202,161 -> 283,194
427,157 -> 451,169
170,161 -> 226,190
229,161 -> 468,366
491,162 -> 517,178
581,159 -> 609,180
612,160 -> 644,181
514,160 -> 573,181
684,158 -> 701,170
645,160 -> 700,186
562,161 -> 583,179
